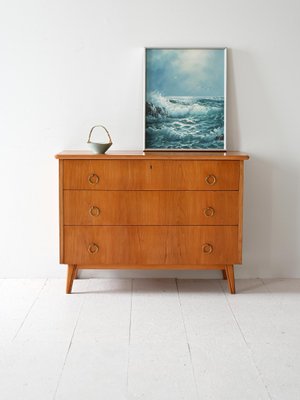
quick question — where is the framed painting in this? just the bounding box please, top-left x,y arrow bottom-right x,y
144,47 -> 227,151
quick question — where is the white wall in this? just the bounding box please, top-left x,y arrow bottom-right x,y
0,0 -> 299,278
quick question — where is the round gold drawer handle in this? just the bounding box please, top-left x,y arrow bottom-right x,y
89,206 -> 101,217
88,243 -> 99,255
204,207 -> 215,217
202,243 -> 213,254
205,174 -> 217,185
88,173 -> 99,185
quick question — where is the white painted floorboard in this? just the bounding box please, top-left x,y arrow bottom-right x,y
0,279 -> 46,343
128,279 -> 198,400
0,278 -> 300,400
55,279 -> 132,400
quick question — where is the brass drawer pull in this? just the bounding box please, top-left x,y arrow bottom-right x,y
202,243 -> 213,254
88,174 -> 99,185
204,207 -> 215,217
88,243 -> 99,254
205,175 -> 217,185
89,206 -> 100,217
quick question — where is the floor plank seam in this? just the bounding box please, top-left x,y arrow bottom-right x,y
12,278 -> 48,342
52,279 -> 90,400
126,278 -> 134,395
175,278 -> 201,400
218,280 -> 273,400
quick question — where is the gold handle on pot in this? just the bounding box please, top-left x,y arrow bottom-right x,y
87,125 -> 112,144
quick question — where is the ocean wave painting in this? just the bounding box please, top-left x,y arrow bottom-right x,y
145,48 -> 226,150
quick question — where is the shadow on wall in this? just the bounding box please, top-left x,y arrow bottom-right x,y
243,156 -> 300,278
243,156 -> 274,277
221,48 -> 297,279
226,48 -> 241,151
229,49 -> 300,278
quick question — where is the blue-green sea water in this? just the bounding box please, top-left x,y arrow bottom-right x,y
146,92 -> 224,149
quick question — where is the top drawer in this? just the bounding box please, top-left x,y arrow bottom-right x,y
63,160 -> 240,190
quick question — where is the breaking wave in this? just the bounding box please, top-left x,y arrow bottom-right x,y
145,91 -> 225,149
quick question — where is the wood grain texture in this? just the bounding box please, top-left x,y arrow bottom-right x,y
238,160 -> 244,260
76,264 -> 225,270
63,160 -> 240,190
56,150 -> 250,160
63,226 -> 239,265
63,190 -> 239,226
59,160 -> 64,263
56,151 -> 248,293
225,265 -> 236,294
66,265 -> 77,294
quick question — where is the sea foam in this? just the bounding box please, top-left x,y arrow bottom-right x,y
146,91 -> 224,149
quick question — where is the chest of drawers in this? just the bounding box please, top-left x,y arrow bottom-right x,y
56,151 -> 249,294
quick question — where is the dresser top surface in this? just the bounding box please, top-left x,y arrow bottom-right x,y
56,150 -> 249,160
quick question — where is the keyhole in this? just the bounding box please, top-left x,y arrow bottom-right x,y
149,164 -> 153,170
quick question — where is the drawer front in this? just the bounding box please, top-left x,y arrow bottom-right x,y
64,226 -> 239,265
63,160 -> 239,190
64,190 -> 239,226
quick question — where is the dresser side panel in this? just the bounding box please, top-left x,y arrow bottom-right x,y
59,160 -> 64,264
238,160 -> 244,263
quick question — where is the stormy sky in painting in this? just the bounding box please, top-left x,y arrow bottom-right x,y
146,49 -> 225,97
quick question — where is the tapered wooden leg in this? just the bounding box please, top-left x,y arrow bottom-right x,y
73,267 -> 79,280
225,265 -> 235,294
66,265 -> 77,294
222,269 -> 227,280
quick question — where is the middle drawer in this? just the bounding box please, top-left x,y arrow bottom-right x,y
64,190 -> 239,226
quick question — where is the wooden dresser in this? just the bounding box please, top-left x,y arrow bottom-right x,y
56,151 -> 249,294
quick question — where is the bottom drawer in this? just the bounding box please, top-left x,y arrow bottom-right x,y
64,226 -> 239,265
